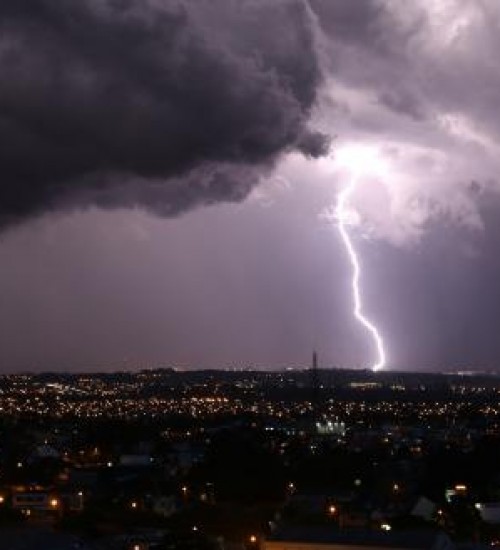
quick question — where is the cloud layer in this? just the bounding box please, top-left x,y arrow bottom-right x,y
309,0 -> 500,245
0,0 -> 328,225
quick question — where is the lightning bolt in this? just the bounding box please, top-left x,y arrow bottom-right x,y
336,175 -> 386,372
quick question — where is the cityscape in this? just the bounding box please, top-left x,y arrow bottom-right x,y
0,366 -> 500,548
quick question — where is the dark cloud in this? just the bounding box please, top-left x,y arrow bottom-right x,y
0,0 -> 329,225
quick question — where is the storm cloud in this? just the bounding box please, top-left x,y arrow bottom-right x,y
5,0 -> 500,372
0,0 -> 329,225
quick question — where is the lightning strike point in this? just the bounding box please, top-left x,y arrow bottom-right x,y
336,175 -> 386,372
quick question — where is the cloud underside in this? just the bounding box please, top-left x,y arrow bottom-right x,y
0,0 -> 329,225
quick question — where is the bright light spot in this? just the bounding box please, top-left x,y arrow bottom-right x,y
381,523 -> 392,531
335,144 -> 390,179
328,505 -> 337,515
250,535 -> 257,543
131,501 -> 138,509
0,495 -> 4,504
50,498 -> 59,508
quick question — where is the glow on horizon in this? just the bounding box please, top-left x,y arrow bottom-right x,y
334,145 -> 387,372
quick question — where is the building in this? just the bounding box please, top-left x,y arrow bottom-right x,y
10,489 -> 62,519
264,527 -> 454,550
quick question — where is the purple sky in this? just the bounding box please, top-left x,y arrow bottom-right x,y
1,0 -> 500,372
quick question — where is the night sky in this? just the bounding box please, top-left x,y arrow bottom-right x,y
1,0 -> 500,373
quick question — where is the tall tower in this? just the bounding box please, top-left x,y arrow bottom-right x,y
310,350 -> 320,421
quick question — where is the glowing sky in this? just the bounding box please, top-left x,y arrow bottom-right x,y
1,0 -> 500,372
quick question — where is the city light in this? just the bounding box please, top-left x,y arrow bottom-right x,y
0,368 -> 495,547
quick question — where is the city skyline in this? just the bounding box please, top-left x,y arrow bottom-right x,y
2,1 -> 500,372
